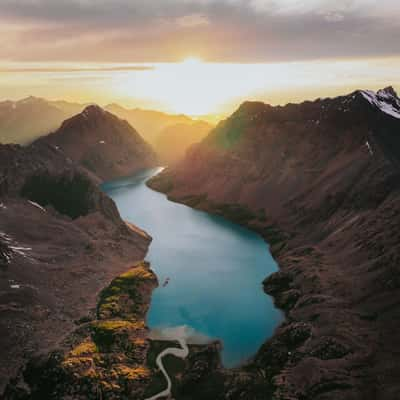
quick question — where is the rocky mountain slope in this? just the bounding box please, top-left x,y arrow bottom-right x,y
0,142 -> 153,396
148,87 -> 400,399
0,97 -> 213,164
36,105 -> 158,181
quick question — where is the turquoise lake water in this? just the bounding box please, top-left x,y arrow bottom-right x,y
102,168 -> 282,367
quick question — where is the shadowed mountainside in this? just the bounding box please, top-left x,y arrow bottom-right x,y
148,87 -> 400,399
36,105 -> 158,181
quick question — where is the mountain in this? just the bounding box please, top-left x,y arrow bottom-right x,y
0,97 -> 214,164
0,96 -> 88,145
105,104 -> 214,162
148,87 -> 400,399
36,105 -> 158,181
104,103 -> 194,144
0,141 -> 152,395
0,97 -> 76,145
48,99 -> 87,116
155,120 -> 212,164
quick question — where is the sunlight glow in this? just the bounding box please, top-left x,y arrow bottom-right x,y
182,57 -> 203,66
1,58 -> 400,117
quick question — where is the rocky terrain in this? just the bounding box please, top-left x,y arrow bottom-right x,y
0,141 -> 153,396
36,105 -> 158,181
4,262 -> 158,400
148,87 -> 400,399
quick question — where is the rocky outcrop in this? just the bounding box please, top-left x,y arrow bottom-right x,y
0,142 -> 152,395
36,105 -> 158,181
4,262 -> 158,400
148,87 -> 400,399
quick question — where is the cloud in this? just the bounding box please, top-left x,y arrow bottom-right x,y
176,13 -> 210,28
0,65 -> 154,73
0,0 -> 399,62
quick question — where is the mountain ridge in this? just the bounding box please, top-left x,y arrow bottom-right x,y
36,104 -> 158,181
0,96 -> 213,163
147,87 -> 400,399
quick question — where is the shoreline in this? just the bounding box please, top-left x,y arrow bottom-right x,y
145,171 -> 382,399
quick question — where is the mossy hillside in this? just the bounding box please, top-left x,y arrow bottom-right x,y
91,320 -> 146,354
60,339 -> 152,399
97,262 -> 157,321
21,172 -> 93,219
16,263 -> 157,399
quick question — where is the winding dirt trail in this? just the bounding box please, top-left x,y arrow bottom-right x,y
145,338 -> 189,400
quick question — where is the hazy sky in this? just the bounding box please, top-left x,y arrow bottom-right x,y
1,0 -> 399,114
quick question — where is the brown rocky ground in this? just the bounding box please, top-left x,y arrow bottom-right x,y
146,88 -> 400,399
3,262 -> 158,400
0,142 -> 152,396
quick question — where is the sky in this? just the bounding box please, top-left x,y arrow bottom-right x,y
1,0 -> 400,115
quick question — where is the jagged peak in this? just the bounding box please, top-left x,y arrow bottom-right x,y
377,86 -> 398,98
359,86 -> 400,120
82,104 -> 106,116
236,101 -> 268,115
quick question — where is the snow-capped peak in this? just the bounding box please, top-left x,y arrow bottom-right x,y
361,87 -> 400,119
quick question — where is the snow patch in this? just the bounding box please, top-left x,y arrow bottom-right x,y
9,246 -> 32,257
361,88 -> 400,119
0,231 -> 13,244
366,141 -> 373,156
0,231 -> 33,261
28,200 -> 46,212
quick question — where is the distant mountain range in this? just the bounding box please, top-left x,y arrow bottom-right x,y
104,103 -> 213,162
0,97 -> 213,163
0,97 -> 83,145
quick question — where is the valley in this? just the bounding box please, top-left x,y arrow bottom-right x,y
1,87 -> 400,399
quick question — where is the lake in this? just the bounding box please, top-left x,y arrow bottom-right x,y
102,168 -> 282,367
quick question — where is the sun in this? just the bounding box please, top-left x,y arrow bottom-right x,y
182,57 -> 203,66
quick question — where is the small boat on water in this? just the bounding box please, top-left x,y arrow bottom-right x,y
162,277 -> 170,287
